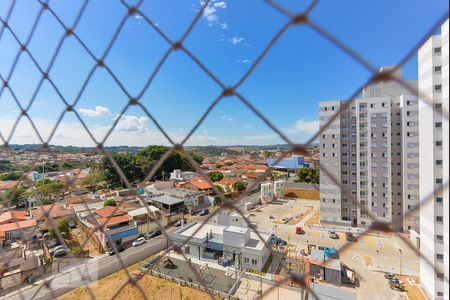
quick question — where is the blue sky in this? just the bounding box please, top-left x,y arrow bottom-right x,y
0,0 -> 448,147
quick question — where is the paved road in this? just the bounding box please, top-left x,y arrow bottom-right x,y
5,237 -> 167,300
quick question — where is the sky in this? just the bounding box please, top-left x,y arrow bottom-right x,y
0,0 -> 448,147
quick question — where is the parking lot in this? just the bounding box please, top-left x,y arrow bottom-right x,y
247,198 -> 421,300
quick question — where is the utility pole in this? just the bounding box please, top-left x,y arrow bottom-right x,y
398,249 -> 402,275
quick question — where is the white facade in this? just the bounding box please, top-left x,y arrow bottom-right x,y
319,66 -> 419,231
273,180 -> 286,199
418,18 -> 449,300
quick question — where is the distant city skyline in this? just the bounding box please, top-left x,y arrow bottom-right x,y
0,0 -> 448,146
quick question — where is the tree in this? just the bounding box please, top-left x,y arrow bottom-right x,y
101,153 -> 142,188
208,171 -> 223,182
35,182 -> 65,197
0,186 -> 28,207
235,181 -> 246,192
103,199 -> 117,207
49,219 -> 70,239
80,173 -> 104,188
213,195 -> 221,206
0,172 -> 22,181
295,167 -> 320,184
135,146 -> 202,180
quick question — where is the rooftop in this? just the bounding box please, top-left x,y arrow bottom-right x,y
150,194 -> 185,206
0,210 -> 29,224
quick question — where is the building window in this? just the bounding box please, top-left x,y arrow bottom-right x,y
434,65 -> 442,73
436,160 -> 443,165
434,84 -> 442,92
252,259 -> 258,266
436,122 -> 442,128
436,216 -> 443,223
436,197 -> 443,203
434,47 -> 441,54
437,273 -> 444,280
436,178 -> 443,184
436,254 -> 444,260
437,235 -> 443,241
244,257 -> 249,263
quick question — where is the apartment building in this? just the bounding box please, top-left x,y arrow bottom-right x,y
320,66 -> 420,231
418,18 -> 449,300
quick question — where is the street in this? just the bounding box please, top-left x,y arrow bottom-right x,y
5,237 -> 167,300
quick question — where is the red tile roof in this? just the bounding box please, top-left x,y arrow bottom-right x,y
95,206 -> 127,218
97,214 -> 133,228
0,210 -> 28,224
0,220 -> 37,240
31,204 -> 74,221
0,181 -> 19,190
189,177 -> 213,190
64,195 -> 94,205
216,178 -> 237,185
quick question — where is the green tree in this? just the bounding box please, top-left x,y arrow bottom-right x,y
103,199 -> 117,207
208,171 -> 223,182
0,186 -> 28,206
135,145 -> 202,180
213,195 -> 221,206
36,178 -> 52,186
0,172 -> 22,181
49,219 -> 70,238
295,167 -> 319,184
35,182 -> 65,197
101,153 -> 142,188
80,173 -> 105,187
235,181 -> 246,192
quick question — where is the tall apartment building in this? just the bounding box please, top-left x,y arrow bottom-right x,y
319,66 -> 420,231
418,18 -> 449,300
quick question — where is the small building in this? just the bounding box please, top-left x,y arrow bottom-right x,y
128,206 -> 165,235
63,195 -> 96,209
273,180 -> 285,199
171,211 -> 271,271
260,182 -> 274,203
178,177 -> 213,195
267,155 -> 309,172
169,169 -> 199,182
215,178 -> 237,194
0,220 -> 38,248
148,194 -> 185,214
309,249 -> 343,286
85,206 -> 138,250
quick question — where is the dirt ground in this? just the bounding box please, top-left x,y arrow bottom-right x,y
304,211 -> 320,225
58,262 -> 211,300
70,227 -> 101,256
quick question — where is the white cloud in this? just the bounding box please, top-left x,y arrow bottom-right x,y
78,106 -> 111,117
113,114 -> 149,132
292,119 -> 320,134
134,15 -> 143,20
221,115 -> 234,122
200,0 -> 227,28
237,59 -> 252,64
229,36 -> 244,45
214,1 -> 227,9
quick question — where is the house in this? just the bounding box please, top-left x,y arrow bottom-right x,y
147,194 -> 185,214
63,195 -> 96,209
0,211 -> 29,225
0,220 -> 38,248
128,206 -> 165,235
0,181 -> 19,194
29,203 -> 75,228
178,177 -> 213,195
85,206 -> 138,250
215,178 -> 237,194
170,211 -> 272,271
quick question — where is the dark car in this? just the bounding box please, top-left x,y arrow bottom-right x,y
108,245 -> 124,255
47,240 -> 61,248
199,209 -> 209,216
345,232 -> 357,242
174,219 -> 186,227
149,229 -> 162,238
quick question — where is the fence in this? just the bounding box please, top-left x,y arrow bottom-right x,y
0,0 -> 448,299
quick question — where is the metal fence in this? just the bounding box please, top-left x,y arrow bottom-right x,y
0,0 -> 448,299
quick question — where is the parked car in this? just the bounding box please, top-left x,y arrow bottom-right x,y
384,273 -> 397,280
49,245 -> 68,254
199,209 -> 209,216
174,219 -> 187,227
328,230 -> 339,239
345,232 -> 357,242
108,245 -> 124,255
53,248 -> 68,258
148,229 -> 162,238
132,237 -> 146,247
47,240 -> 61,248
295,226 -> 305,235
69,221 -> 76,229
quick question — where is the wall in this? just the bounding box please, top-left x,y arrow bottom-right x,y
284,187 -> 320,200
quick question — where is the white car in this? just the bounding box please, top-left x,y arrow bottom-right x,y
132,237 -> 145,247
